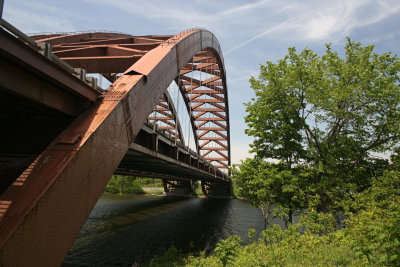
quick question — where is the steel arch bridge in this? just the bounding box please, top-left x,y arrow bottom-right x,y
0,22 -> 231,265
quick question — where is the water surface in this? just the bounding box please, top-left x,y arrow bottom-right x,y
63,194 -> 265,266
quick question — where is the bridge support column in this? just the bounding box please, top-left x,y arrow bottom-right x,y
163,179 -> 196,195
0,27 -> 232,266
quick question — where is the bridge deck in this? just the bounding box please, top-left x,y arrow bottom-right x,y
0,20 -> 230,266
119,123 -> 228,182
0,25 -> 228,191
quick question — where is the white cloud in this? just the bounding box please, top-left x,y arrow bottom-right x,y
290,0 -> 396,40
231,141 -> 253,165
3,1 -> 75,33
80,0 -> 400,55
225,19 -> 293,55
225,58 -> 258,83
224,0 -> 400,53
5,0 -> 400,47
85,0 -> 201,25
3,0 -> 399,168
213,0 -> 272,21
84,0 -> 274,32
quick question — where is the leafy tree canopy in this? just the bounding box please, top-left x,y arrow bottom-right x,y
240,38 -> 400,213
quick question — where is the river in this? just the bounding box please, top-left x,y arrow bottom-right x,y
62,194 -> 265,266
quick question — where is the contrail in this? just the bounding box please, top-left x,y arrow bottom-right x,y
225,19 -> 293,55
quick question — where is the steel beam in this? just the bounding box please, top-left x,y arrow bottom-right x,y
0,29 -> 230,266
0,29 -> 100,102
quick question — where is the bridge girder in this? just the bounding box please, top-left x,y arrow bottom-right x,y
30,31 -> 231,169
0,26 -> 231,266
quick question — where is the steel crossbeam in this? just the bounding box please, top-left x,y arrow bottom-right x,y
0,25 -> 231,266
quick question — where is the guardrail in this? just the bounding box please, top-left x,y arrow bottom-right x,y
0,20 -> 102,91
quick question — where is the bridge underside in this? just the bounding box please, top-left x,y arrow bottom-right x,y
0,21 -> 231,266
116,123 -> 227,182
119,145 -> 224,182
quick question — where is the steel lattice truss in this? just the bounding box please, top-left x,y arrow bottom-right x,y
31,32 -> 169,75
150,50 -> 230,169
31,31 -> 231,169
178,50 -> 229,169
0,25 -> 232,265
149,92 -> 185,143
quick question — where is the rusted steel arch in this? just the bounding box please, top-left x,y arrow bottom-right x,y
33,30 -> 231,169
31,32 -> 171,74
175,48 -> 231,169
150,91 -> 185,143
0,29 -> 230,266
31,32 -> 134,45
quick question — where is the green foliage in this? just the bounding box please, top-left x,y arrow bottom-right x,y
299,211 -> 337,235
148,38 -> 400,267
149,246 -> 185,267
184,255 -> 220,267
344,170 -> 400,265
194,183 -> 205,196
247,228 -> 257,243
251,223 -> 363,266
243,38 -> 400,213
214,235 -> 242,266
104,175 -> 144,194
232,158 -> 309,226
150,222 -> 366,266
150,176 -> 399,265
140,178 -> 163,187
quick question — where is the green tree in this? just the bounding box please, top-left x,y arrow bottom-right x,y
105,175 -> 144,194
232,158 -> 309,227
245,38 -> 400,213
232,159 -> 276,228
345,169 -> 400,265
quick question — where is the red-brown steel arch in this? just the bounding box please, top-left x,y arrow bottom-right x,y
150,91 -> 186,143
0,29 -> 230,266
176,48 -> 230,169
31,29 -> 231,170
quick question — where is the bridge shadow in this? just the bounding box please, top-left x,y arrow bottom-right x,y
62,195 -> 235,266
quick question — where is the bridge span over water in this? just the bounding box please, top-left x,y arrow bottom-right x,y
0,19 -> 231,265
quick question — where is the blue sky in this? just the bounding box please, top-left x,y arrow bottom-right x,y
3,0 -> 400,164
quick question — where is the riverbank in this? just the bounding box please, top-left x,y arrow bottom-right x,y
142,186 -> 164,195
113,187 -> 237,199
105,176 -> 237,199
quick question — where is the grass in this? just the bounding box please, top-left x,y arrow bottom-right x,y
142,187 -> 165,195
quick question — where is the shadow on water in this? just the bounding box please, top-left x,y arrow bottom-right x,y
62,194 -> 264,266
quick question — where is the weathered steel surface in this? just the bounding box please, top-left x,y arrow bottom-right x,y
33,33 -> 169,74
0,77 -> 136,265
30,29 -> 231,170
150,92 -> 185,142
176,48 -> 231,169
0,29 -> 230,266
119,123 -> 227,181
0,28 -> 100,104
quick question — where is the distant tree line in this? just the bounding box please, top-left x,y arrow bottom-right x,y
105,175 -> 144,194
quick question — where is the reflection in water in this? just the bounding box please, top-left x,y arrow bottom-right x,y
63,195 -> 264,266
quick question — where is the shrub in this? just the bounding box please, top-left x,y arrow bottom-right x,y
214,235 -> 242,266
